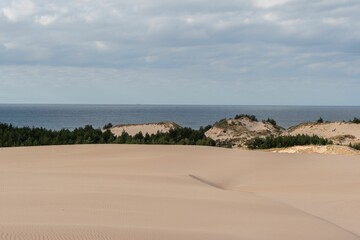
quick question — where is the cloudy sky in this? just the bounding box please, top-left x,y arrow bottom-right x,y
0,0 -> 359,105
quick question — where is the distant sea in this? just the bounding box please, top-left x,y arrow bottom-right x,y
0,104 -> 359,130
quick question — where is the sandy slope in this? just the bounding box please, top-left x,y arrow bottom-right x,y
269,145 -> 360,155
109,122 -> 176,136
205,117 -> 284,147
1,145 -> 360,240
288,122 -> 360,145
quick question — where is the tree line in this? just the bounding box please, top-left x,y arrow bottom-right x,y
247,134 -> 333,149
0,123 -> 215,148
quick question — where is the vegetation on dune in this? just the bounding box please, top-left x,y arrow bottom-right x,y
316,117 -> 360,124
103,123 -> 113,129
317,117 -> 324,123
215,115 -> 279,128
213,118 -> 228,128
349,117 -> 360,124
247,134 -> 333,150
0,123 -> 215,148
265,118 -> 277,126
234,114 -> 258,122
115,126 -> 215,146
349,143 -> 360,150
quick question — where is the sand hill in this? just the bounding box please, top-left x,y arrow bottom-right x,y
205,117 -> 360,154
205,116 -> 285,148
1,145 -> 360,239
109,122 -> 178,137
287,122 -> 360,145
269,144 -> 359,155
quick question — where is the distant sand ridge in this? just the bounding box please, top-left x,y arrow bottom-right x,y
109,122 -> 178,136
287,122 -> 360,145
105,117 -> 360,154
269,144 -> 360,155
1,145 -> 360,239
205,117 -> 285,147
204,117 -> 360,154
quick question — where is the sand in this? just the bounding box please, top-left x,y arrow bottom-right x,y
269,145 -> 360,155
1,145 -> 360,239
109,122 -> 176,137
288,122 -> 360,145
205,117 -> 284,147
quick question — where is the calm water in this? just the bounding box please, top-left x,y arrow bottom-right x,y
0,104 -> 359,130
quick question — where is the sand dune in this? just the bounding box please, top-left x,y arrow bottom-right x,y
1,145 -> 360,239
109,122 -> 177,137
205,117 -> 284,147
288,122 -> 360,145
269,145 -> 359,155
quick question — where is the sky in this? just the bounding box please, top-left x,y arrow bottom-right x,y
0,0 -> 359,105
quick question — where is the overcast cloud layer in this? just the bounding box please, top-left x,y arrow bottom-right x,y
0,0 -> 359,104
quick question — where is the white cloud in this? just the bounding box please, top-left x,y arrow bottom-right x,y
35,15 -> 57,25
263,13 -> 278,22
3,42 -> 17,49
144,55 -> 158,63
254,0 -> 289,8
94,41 -> 107,50
322,17 -> 347,26
83,12 -> 97,23
0,0 -> 358,105
2,0 -> 34,21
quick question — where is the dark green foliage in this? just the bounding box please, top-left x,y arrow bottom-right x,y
349,117 -> 360,124
116,126 -> 216,146
266,118 -> 277,126
103,123 -> 113,129
214,119 -> 228,128
0,123 -> 215,148
349,143 -> 360,150
202,125 -> 213,132
234,114 -> 258,122
317,117 -> 324,123
247,134 -> 332,149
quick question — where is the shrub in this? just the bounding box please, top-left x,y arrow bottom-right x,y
234,114 -> 258,122
214,119 -> 228,128
266,118 -> 277,126
103,123 -> 113,129
350,117 -> 360,124
247,134 -> 332,149
349,143 -> 360,150
317,117 -> 324,123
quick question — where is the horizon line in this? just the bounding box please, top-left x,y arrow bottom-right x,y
0,103 -> 359,107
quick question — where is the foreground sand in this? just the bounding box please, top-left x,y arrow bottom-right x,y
1,145 -> 360,240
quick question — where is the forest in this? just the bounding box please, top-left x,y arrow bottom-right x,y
0,123 -> 215,148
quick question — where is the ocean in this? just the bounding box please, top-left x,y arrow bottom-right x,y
0,104 -> 359,130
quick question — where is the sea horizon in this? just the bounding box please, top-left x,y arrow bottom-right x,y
1,103 -> 359,107
1,104 -> 360,130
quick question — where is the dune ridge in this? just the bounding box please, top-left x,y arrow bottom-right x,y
288,121 -> 360,145
109,122 -> 177,137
